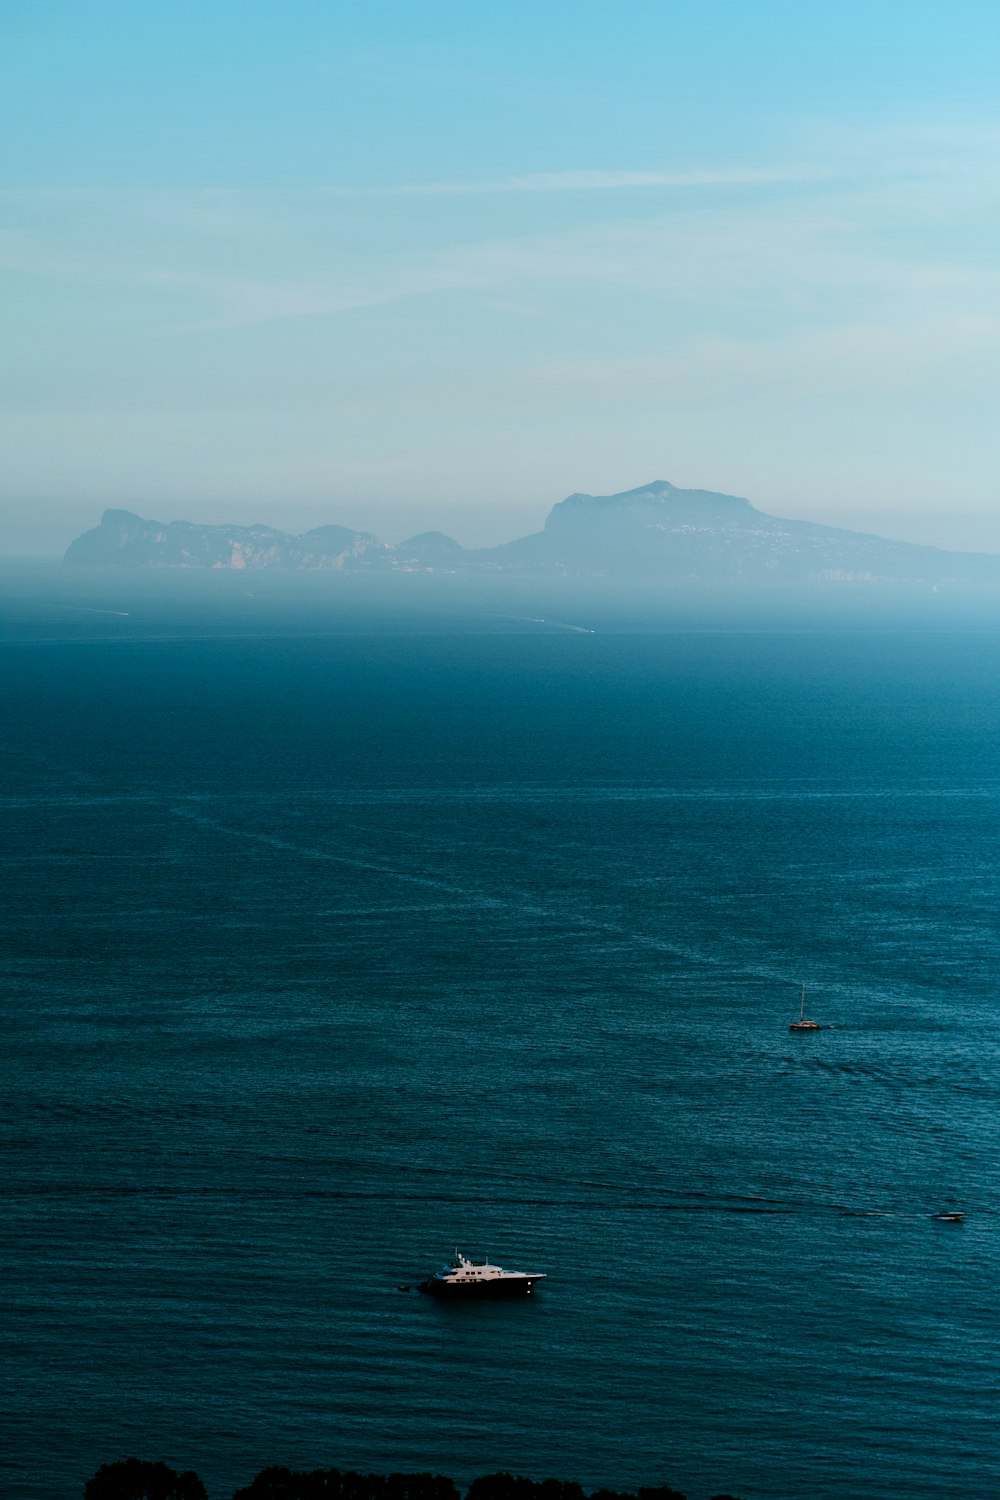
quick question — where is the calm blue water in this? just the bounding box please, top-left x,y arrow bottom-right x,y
4,585 -> 1000,1500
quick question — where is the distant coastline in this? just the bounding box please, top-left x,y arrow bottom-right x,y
62,480 -> 1000,587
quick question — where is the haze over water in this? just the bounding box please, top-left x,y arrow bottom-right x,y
3,575 -> 999,1500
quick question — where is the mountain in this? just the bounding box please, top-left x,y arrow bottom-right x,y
64,509 -> 398,571
64,484 -> 1000,585
391,531 -> 470,570
486,480 -> 1000,583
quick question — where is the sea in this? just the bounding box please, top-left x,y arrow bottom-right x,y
3,566 -> 1000,1500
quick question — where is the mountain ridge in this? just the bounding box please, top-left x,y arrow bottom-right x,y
63,483 -> 1000,585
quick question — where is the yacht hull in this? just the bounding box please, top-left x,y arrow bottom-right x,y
419,1276 -> 542,1298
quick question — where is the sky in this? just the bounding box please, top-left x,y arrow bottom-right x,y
4,0 -> 1000,553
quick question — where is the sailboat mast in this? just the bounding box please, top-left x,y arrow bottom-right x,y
800,983 -> 806,1022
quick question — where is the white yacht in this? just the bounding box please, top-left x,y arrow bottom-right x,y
419,1252 -> 545,1298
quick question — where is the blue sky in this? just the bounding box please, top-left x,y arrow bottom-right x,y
4,1 -> 1000,551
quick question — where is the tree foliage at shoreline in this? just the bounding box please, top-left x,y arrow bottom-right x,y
84,1459 -> 743,1500
84,1458 -> 207,1500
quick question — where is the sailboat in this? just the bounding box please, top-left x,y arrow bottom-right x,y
789,982 -> 822,1031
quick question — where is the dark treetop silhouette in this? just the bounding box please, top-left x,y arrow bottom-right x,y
83,1461 -> 742,1500
84,1458 -> 207,1500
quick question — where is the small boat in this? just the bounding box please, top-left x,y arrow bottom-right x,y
789,982 -> 822,1032
931,1211 -> 965,1222
419,1252 -> 545,1298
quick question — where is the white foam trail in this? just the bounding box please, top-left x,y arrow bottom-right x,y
169,804 -> 800,981
489,613 -> 596,633
60,606 -> 130,617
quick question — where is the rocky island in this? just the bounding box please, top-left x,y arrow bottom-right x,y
64,480 -> 1000,586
